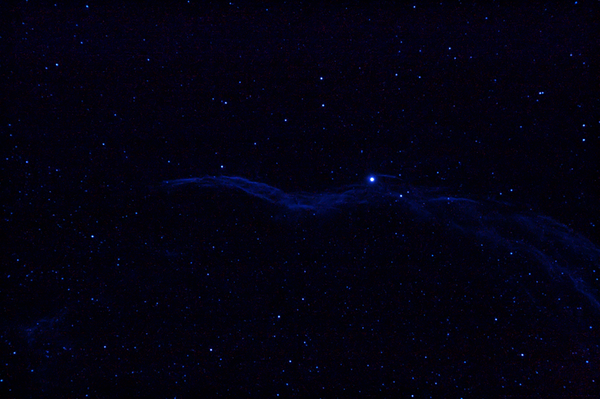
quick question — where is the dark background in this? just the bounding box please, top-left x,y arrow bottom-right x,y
2,1 -> 599,397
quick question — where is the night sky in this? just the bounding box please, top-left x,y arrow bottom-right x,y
2,1 -> 600,397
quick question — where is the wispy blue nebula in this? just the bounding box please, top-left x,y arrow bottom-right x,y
164,175 -> 383,212
163,175 -> 600,310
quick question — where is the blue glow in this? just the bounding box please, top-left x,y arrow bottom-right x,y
162,174 -> 600,310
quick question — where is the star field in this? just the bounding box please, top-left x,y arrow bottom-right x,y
2,1 -> 600,397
